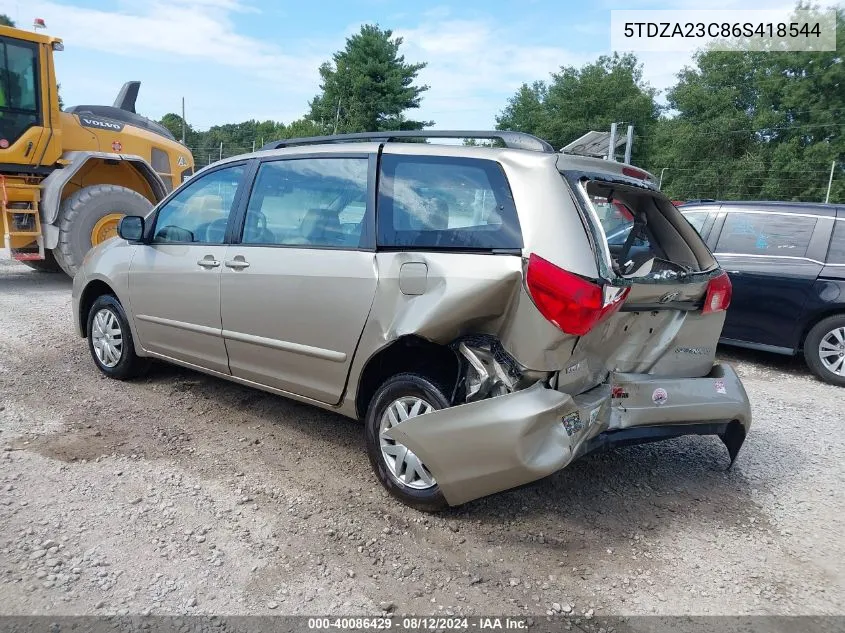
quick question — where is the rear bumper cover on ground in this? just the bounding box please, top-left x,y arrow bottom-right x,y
384,362 -> 750,506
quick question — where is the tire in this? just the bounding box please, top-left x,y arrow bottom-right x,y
54,185 -> 153,277
21,250 -> 62,273
86,294 -> 149,380
804,314 -> 845,387
365,373 -> 451,512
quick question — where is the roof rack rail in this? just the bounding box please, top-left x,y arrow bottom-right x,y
261,130 -> 554,153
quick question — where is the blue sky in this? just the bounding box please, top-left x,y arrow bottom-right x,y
1,0 -> 812,132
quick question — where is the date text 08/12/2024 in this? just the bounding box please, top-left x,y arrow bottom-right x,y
307,616 -> 530,630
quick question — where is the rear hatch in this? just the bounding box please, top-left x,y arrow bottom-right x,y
545,163 -> 730,394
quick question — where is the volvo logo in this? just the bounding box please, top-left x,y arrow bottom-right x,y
79,116 -> 125,132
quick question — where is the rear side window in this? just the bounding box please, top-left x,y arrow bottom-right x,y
828,220 -> 845,264
377,155 -> 522,250
716,212 -> 816,257
683,212 -> 709,234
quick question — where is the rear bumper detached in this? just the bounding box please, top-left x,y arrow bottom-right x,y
384,362 -> 750,506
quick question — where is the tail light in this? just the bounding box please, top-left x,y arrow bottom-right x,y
702,271 -> 732,314
526,254 -> 629,336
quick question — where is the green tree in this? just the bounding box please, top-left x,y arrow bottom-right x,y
651,4 -> 844,202
496,53 -> 660,163
159,113 -> 201,148
495,81 -> 548,137
0,14 -> 15,27
309,24 -> 431,133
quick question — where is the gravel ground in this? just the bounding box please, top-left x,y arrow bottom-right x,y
0,259 -> 843,618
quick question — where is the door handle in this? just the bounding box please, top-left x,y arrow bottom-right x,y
197,258 -> 220,268
224,259 -> 250,270
725,270 -> 741,274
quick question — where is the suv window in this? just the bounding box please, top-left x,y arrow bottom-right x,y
716,211 -> 816,257
377,155 -> 522,250
242,158 -> 368,248
683,212 -> 709,234
153,164 -> 244,244
828,220 -> 845,264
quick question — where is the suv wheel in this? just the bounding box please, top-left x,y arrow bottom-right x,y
365,373 -> 450,512
804,315 -> 845,387
87,295 -> 149,380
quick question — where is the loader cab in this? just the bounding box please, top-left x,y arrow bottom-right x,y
0,25 -> 62,169
0,35 -> 40,145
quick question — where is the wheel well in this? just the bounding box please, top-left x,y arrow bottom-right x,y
798,309 -> 845,351
78,280 -> 116,337
62,158 -> 159,206
355,335 -> 461,419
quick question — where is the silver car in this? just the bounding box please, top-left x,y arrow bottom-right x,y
72,131 -> 751,511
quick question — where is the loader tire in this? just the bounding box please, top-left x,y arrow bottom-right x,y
21,250 -> 62,273
54,185 -> 153,277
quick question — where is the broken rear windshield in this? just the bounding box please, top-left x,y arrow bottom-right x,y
578,179 -> 717,280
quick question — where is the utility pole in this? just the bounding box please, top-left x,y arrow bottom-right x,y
181,97 -> 186,144
252,140 -> 255,153
825,160 -> 836,203
219,142 -> 223,161
659,167 -> 669,189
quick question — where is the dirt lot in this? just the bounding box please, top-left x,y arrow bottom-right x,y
0,259 -> 843,618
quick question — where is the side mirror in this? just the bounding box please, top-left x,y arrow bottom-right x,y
118,215 -> 145,242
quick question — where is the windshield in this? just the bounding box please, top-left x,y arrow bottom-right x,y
0,36 -> 40,147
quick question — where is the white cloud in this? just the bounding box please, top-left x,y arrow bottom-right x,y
396,18 -> 591,128
15,0 -> 328,129
28,0 -> 319,80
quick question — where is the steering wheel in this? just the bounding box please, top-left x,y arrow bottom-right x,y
203,218 -> 229,243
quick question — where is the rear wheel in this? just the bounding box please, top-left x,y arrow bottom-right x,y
804,315 -> 845,387
365,373 -> 450,512
21,250 -> 62,273
86,295 -> 149,380
54,185 -> 153,277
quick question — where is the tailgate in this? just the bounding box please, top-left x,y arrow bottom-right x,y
557,172 -> 728,392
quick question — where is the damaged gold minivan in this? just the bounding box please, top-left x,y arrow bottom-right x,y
72,131 -> 751,511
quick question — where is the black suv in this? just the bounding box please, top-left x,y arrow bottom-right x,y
678,201 -> 845,386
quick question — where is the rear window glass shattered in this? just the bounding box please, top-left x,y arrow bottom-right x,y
580,180 -> 713,281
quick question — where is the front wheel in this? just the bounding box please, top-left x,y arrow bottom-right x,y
365,373 -> 450,512
87,295 -> 149,380
804,315 -> 845,387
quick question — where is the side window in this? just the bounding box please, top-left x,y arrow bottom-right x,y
153,164 -> 245,244
827,220 -> 845,264
683,212 -> 708,234
378,155 -> 522,250
715,212 -> 817,257
242,158 -> 368,248
0,37 -> 40,145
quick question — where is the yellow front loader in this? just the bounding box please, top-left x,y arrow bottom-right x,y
0,24 -> 194,276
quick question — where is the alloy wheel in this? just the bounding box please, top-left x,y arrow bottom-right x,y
818,326 -> 845,376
